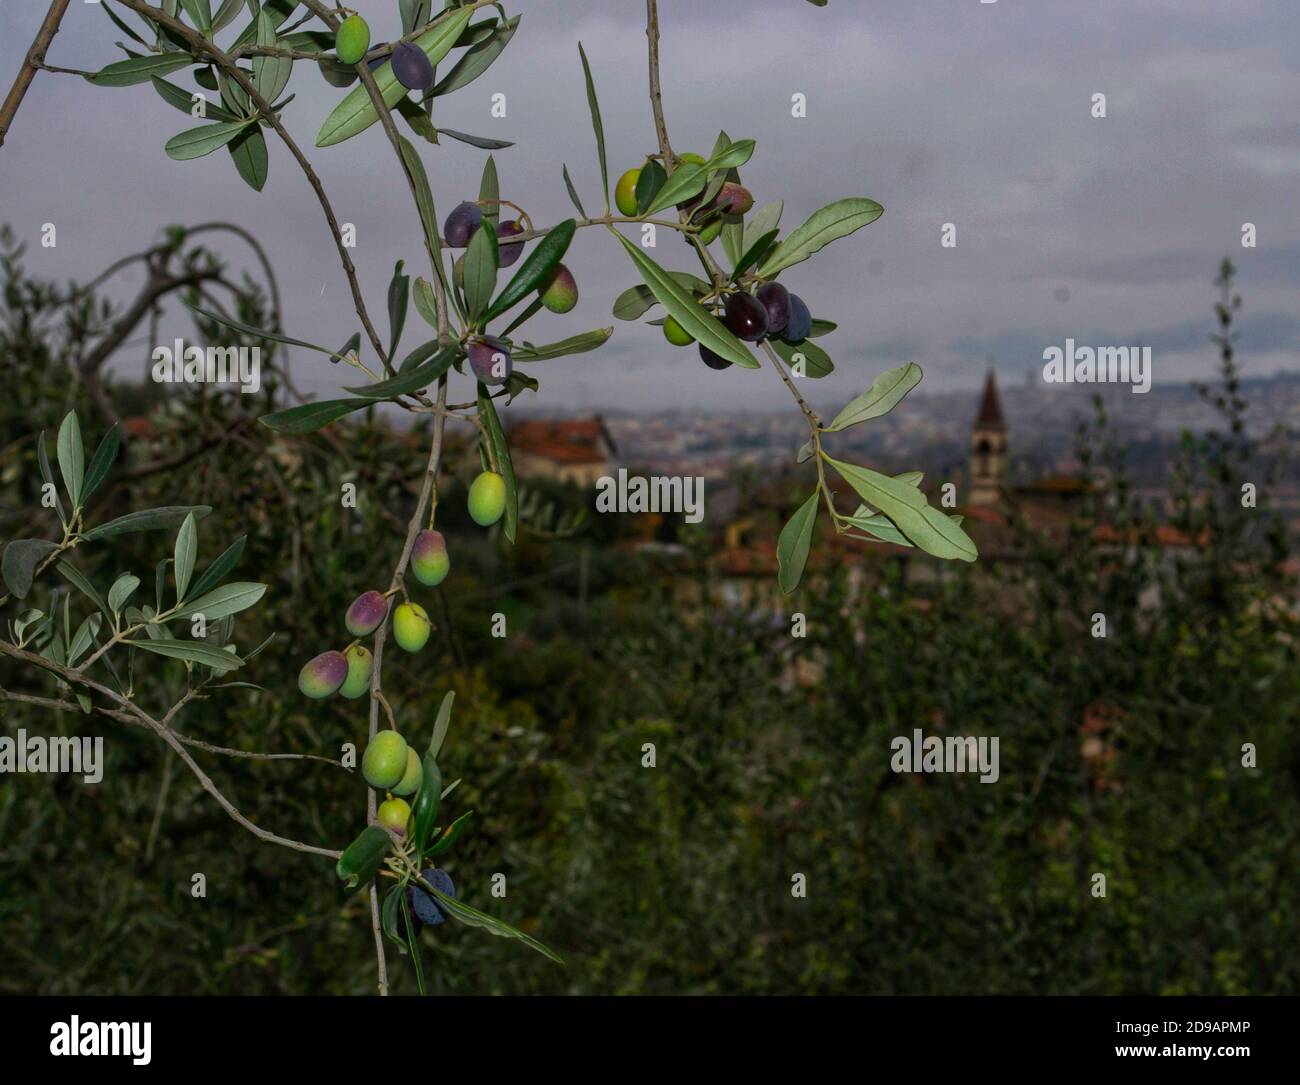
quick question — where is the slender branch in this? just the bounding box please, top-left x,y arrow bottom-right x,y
114,0 -> 387,361
0,643 -> 342,859
0,0 -> 71,148
645,0 -> 675,167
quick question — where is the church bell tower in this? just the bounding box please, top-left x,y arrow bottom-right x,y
970,369 -> 1007,506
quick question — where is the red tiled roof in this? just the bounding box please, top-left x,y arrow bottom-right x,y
510,419 -> 612,465
1092,523 -> 1207,548
123,416 -> 158,440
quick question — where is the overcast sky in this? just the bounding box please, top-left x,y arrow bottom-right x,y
2,0 -> 1297,413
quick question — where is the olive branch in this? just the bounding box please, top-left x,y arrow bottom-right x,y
2,0 -> 980,995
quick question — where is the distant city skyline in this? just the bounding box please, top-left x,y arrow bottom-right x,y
2,0 -> 1298,412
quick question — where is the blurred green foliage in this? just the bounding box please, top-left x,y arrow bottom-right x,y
1,239 -> 1296,994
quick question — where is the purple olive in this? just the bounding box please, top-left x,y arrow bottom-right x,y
756,282 -> 790,335
391,41 -> 434,91
298,650 -> 348,699
444,201 -> 482,248
723,291 -> 769,342
469,336 -> 512,386
781,293 -> 812,342
497,220 -> 525,267
698,343 -> 732,370
345,590 -> 388,637
710,182 -> 753,216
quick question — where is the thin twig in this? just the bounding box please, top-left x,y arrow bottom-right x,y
0,0 -> 72,148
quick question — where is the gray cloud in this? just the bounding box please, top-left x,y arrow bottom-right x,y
1,0 -> 1296,413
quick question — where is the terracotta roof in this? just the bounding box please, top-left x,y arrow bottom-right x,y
973,370 -> 1006,431
1018,476 -> 1089,495
123,416 -> 158,440
1092,523 -> 1207,548
510,418 -> 615,465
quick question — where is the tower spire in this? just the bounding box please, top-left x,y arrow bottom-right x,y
974,369 -> 1006,431
970,369 -> 1008,506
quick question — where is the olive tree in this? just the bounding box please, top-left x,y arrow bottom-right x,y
0,0 -> 976,994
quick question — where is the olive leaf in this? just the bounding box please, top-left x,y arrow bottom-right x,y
150,75 -> 238,122
614,234 -> 757,369
344,347 -> 458,399
416,874 -> 563,965
428,690 -> 455,760
825,456 -> 977,562
2,540 -> 58,600
316,8 -> 474,147
36,432 -> 67,524
437,128 -> 513,150
130,638 -> 246,670
477,388 -> 519,543
478,154 -> 500,228
179,0 -> 213,36
56,411 -> 84,508
57,561 -> 113,623
757,197 -> 884,278
172,582 -> 267,621
425,809 -> 473,858
164,120 -> 255,161
704,138 -> 755,173
731,229 -> 779,282
743,200 -> 783,254
187,535 -> 246,601
336,826 -> 393,891
844,508 -> 913,548
577,42 -> 608,205
411,754 -> 443,855
81,422 -> 120,505
252,10 -> 292,104
86,54 -> 194,87
479,219 -> 575,326
562,163 -> 587,218
612,272 -> 710,321
412,277 -> 440,330
769,336 -> 833,378
259,399 -> 372,435
387,260 -> 410,365
82,506 -> 210,543
433,13 -> 521,97
464,219 -> 499,323
174,513 -> 198,603
107,574 -> 141,615
634,161 -> 667,216
187,302 -> 337,355
777,491 -> 819,594
645,163 -> 705,216
227,124 -> 269,191
824,363 -> 923,432
396,138 -> 450,299
513,328 -> 613,360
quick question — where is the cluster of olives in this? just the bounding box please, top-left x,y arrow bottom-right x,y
614,155 -> 809,370
330,14 -> 435,91
442,200 -> 579,387
362,729 -> 421,833
296,473 -> 506,699
359,732 -> 458,925
689,280 -> 813,370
